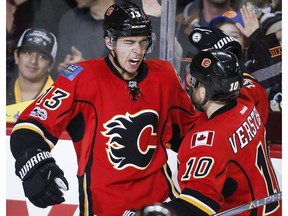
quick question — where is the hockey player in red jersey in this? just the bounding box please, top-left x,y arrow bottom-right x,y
9,2 -> 201,216
187,26 -> 270,124
138,49 -> 282,216
137,49 -> 281,215
136,27 -> 282,216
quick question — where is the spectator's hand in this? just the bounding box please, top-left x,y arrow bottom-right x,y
236,5 -> 259,38
58,46 -> 84,72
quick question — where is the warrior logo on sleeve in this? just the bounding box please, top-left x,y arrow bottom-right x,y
102,110 -> 159,170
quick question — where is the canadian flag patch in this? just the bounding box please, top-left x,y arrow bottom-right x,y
190,131 -> 215,148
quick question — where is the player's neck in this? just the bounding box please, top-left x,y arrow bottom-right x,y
205,101 -> 227,118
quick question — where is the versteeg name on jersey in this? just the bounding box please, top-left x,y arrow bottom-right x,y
229,106 -> 262,154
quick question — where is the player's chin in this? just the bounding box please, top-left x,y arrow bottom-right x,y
127,62 -> 141,72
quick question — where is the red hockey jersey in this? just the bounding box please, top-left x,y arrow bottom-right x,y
12,57 -> 200,215
176,76 -> 281,215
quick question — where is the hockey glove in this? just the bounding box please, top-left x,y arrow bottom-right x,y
15,148 -> 69,208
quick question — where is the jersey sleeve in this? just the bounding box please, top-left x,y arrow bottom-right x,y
162,62 -> 201,152
10,63 -> 86,158
239,73 -> 269,124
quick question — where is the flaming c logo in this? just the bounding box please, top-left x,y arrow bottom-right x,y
201,58 -> 211,68
102,110 -> 159,170
106,7 -> 114,16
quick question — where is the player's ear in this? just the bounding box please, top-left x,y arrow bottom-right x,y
105,37 -> 113,50
199,84 -> 206,99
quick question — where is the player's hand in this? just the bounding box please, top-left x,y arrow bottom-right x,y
15,149 -> 69,208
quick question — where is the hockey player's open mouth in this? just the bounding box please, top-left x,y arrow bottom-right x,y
129,59 -> 140,65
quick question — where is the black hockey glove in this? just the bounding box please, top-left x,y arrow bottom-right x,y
15,148 -> 69,208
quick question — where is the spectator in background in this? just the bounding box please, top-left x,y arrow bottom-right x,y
207,6 -> 281,99
260,12 -> 282,111
246,0 -> 282,44
260,8 -> 282,44
246,0 -> 282,112
179,0 -> 243,30
56,0 -> 115,75
7,0 -> 75,84
246,0 -> 281,15
197,5 -> 282,145
7,0 -> 18,85
12,0 -> 75,37
176,0 -> 245,57
6,28 -> 57,111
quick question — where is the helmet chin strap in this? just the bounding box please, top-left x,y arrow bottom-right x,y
109,49 -> 128,74
189,85 -> 210,112
192,95 -> 209,112
106,37 -> 128,75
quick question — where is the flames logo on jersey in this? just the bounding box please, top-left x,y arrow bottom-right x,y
102,110 -> 159,170
201,58 -> 211,68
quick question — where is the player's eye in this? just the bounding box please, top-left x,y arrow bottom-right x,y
139,39 -> 149,47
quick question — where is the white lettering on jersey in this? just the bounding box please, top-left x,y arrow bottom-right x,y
228,107 -> 262,154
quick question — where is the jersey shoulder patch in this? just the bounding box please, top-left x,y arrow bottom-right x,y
60,64 -> 83,81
